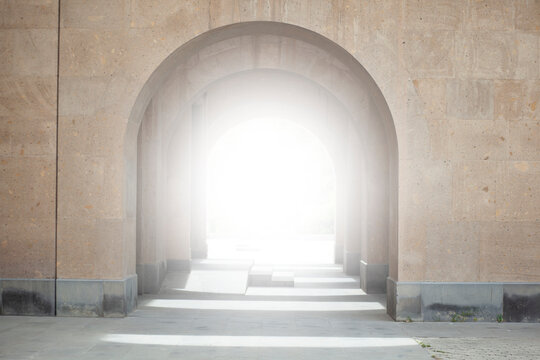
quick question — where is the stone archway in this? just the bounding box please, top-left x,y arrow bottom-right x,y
127,21 -> 398,314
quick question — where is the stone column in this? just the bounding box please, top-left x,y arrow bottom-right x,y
190,98 -> 208,259
343,127 -> 365,275
359,102 -> 389,294
165,109 -> 192,271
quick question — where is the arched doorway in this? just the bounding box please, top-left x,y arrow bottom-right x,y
127,22 -> 398,312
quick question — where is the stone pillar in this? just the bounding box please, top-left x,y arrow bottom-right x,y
135,101 -> 167,295
359,102 -> 389,294
190,99 -> 208,259
334,172 -> 345,265
343,128 -> 364,275
165,109 -> 192,271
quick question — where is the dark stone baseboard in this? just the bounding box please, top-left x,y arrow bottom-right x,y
360,261 -> 388,294
387,278 -> 540,322
334,242 -> 344,264
503,284 -> 540,322
1,276 -> 137,317
343,251 -> 360,275
56,275 -> 137,317
136,260 -> 167,294
0,279 -> 55,316
167,259 -> 191,271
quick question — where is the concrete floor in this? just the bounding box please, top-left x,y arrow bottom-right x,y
1,262 -> 539,359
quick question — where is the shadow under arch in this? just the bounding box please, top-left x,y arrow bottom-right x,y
126,21 -> 398,316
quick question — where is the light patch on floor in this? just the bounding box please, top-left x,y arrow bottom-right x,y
144,299 -> 385,311
103,334 -> 418,348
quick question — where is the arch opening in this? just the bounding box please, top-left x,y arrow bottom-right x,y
128,22 -> 398,310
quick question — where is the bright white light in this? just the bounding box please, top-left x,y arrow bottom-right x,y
206,237 -> 335,264
144,299 -> 384,311
103,334 -> 418,348
207,118 -> 336,242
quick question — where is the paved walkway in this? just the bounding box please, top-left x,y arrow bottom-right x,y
1,262 -> 538,359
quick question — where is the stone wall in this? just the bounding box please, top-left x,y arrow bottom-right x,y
0,0 -> 538,318
0,0 -> 58,315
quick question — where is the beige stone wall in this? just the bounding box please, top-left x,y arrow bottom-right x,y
398,0 -> 540,282
0,1 -> 58,279
1,1 -> 538,282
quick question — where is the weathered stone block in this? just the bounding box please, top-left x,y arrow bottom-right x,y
58,75 -> 136,118
478,222 -> 540,282
61,29 -> 127,77
0,0 -> 59,29
400,159 -> 452,222
523,80 -> 540,121
516,0 -> 540,31
404,0 -> 465,31
57,155 -> 122,219
0,218 -> 55,279
447,79 -> 493,120
456,32 -> 519,79
56,279 -> 103,317
360,261 -> 388,294
103,278 -> 138,317
448,120 -> 508,161
0,116 -> 56,157
497,161 -> 540,221
452,161 -> 500,221
503,283 -> 540,322
508,121 -> 540,160
56,276 -> 137,317
495,80 -> 539,121
395,282 -> 422,321
421,283 -> 503,322
466,0 -> 515,31
404,31 -> 454,78
0,76 -> 56,117
425,222 -> 481,281
136,261 -> 166,294
410,79 -> 447,119
495,80 -> 525,121
0,29 -> 57,76
61,0 -> 128,29
0,279 -> 55,316
0,157 -> 55,219
56,218 -> 124,279
391,280 -> 540,322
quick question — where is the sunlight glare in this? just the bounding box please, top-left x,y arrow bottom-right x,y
207,118 -> 336,259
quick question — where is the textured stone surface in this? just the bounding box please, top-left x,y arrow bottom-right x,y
0,1 -> 58,280
360,262 -> 388,294
53,1 -> 540,287
503,283 -> 540,322
391,280 -> 540,323
0,1 -> 539,321
56,276 -> 137,317
0,279 -> 55,316
447,79 -> 494,120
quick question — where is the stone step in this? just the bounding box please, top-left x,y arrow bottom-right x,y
248,266 -> 273,287
293,276 -> 360,289
271,271 -> 294,287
